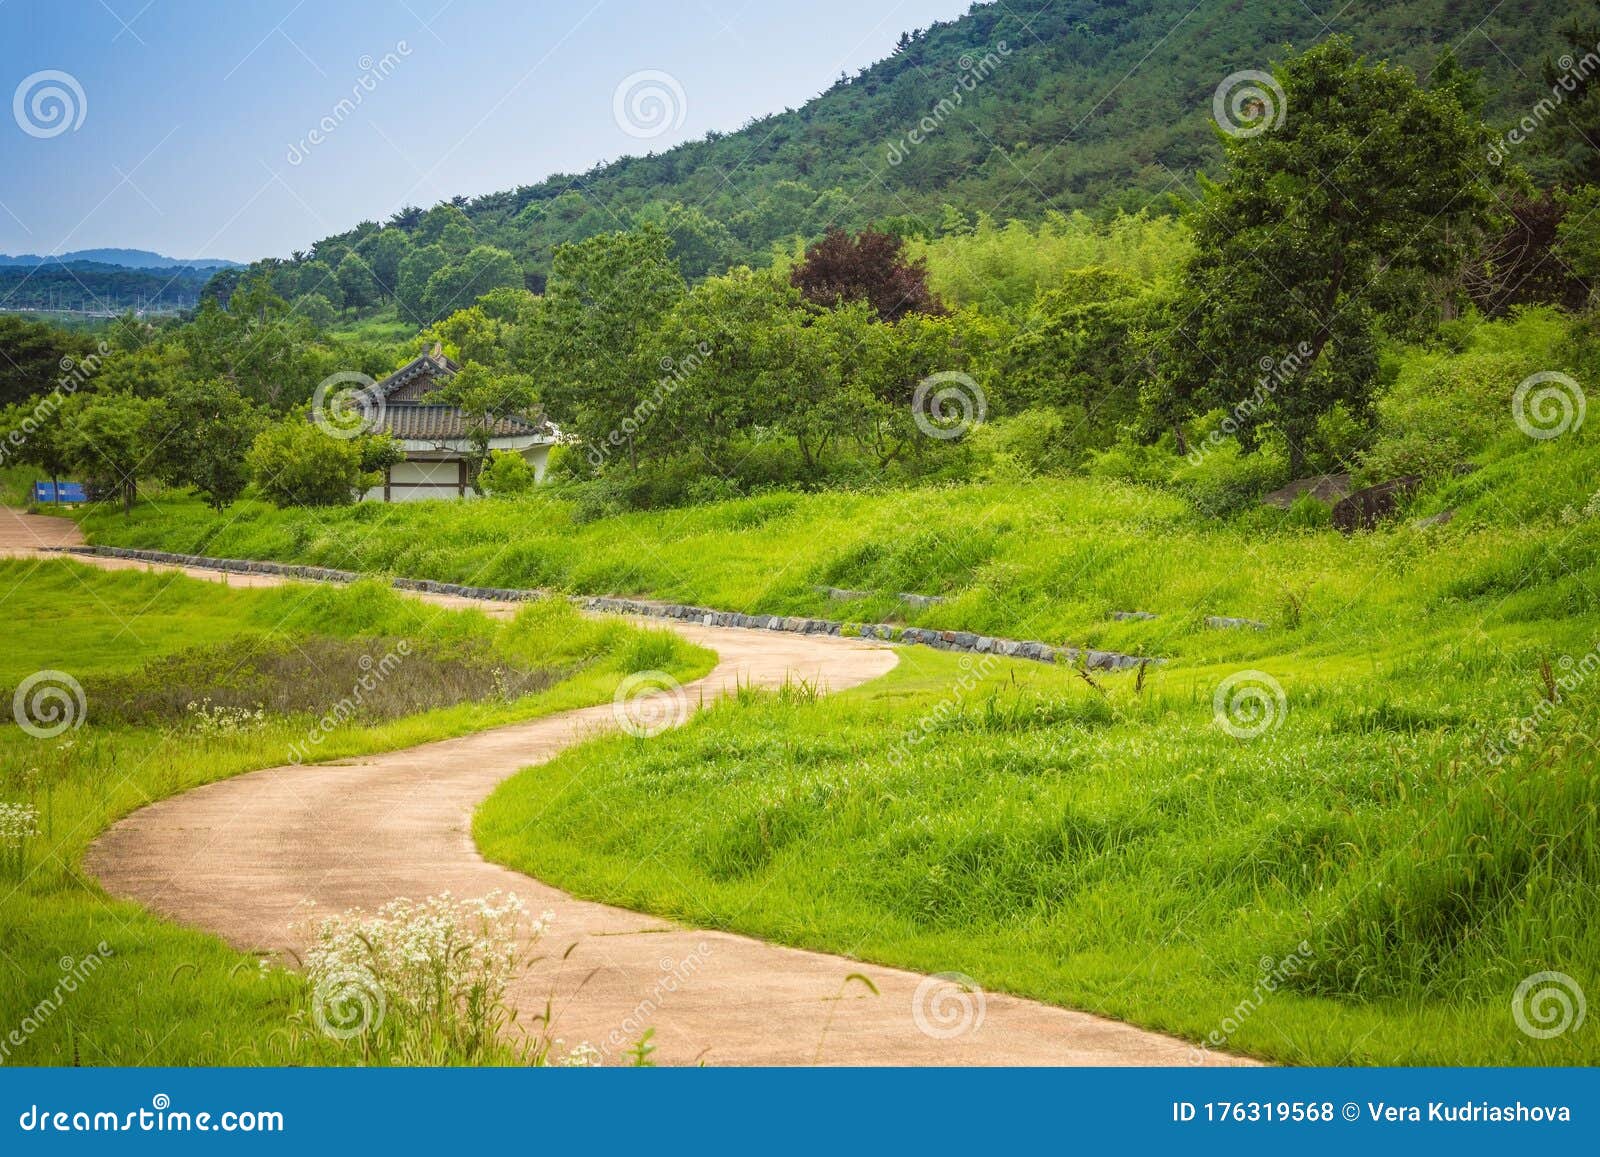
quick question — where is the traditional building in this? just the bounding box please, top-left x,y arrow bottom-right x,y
363,345 -> 556,502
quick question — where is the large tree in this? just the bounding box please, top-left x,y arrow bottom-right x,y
58,392 -> 158,514
146,378 -> 265,510
335,253 -> 380,315
790,227 -> 942,322
532,226 -> 686,468
0,316 -> 89,408
421,245 -> 521,324
1158,38 -> 1492,477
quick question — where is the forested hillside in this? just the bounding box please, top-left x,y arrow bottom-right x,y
222,0 -> 1568,317
0,261 -> 217,315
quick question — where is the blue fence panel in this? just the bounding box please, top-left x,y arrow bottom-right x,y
31,481 -> 87,503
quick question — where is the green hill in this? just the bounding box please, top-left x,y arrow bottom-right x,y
242,0 -> 1568,306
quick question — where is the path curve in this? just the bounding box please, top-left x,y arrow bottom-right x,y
6,508 -> 1249,1066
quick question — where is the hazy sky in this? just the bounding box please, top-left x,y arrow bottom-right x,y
0,0 -> 974,261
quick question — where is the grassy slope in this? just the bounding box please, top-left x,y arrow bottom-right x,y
0,560 -> 712,1065
80,435 -> 1600,664
476,646 -> 1598,1066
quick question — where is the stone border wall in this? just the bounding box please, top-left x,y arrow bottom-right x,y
45,545 -> 1155,672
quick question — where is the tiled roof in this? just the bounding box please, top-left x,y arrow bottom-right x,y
380,404 -> 547,441
374,349 -> 460,399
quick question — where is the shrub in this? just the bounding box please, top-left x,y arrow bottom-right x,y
964,407 -> 1076,478
1083,439 -> 1176,485
1170,439 -> 1287,517
247,419 -> 371,507
476,450 -> 538,497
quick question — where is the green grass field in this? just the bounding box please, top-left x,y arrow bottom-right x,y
476,639 -> 1599,1065
0,559 -> 712,1065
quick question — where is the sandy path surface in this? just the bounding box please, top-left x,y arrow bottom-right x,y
7,507 -> 1248,1065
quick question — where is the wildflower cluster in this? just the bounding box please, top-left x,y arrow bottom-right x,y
0,801 -> 39,848
1559,489 -> 1600,525
1,800 -> 40,876
300,891 -> 562,1064
184,698 -> 268,737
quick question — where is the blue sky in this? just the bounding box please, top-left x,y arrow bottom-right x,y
0,0 -> 973,261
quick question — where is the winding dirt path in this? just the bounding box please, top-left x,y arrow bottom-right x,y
7,508 -> 1249,1065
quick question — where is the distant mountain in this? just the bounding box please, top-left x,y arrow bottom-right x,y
0,249 -> 240,271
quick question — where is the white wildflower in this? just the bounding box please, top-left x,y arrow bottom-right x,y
0,801 -> 40,849
559,1041 -> 602,1067
185,697 -> 268,737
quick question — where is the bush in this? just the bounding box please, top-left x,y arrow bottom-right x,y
1358,351 -> 1532,482
247,419 -> 371,508
964,407 -> 1076,478
476,450 -> 538,497
1083,439 -> 1177,485
1359,309 -> 1574,484
1171,439 -> 1287,517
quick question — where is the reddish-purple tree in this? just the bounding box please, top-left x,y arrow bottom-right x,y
1463,192 -> 1591,316
790,228 -> 943,322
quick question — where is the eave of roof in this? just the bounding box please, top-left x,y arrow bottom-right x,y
378,403 -> 550,441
